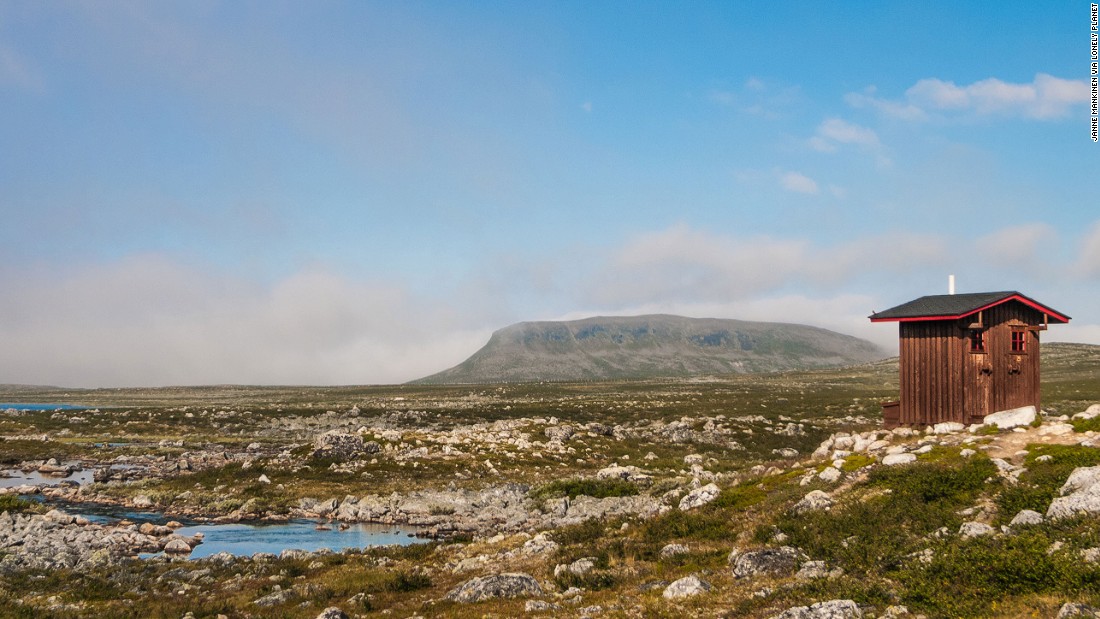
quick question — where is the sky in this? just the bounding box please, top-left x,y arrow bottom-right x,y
1,1 -> 1099,387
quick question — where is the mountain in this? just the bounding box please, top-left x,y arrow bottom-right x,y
413,314 -> 888,384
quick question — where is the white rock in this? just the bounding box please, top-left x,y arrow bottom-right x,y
882,453 -> 917,466
958,522 -> 995,538
932,422 -> 966,435
981,406 -> 1037,429
258,474 -> 271,484
818,467 -> 842,483
662,574 -> 711,599
1061,466 -> 1100,495
1038,423 -> 1074,436
793,490 -> 833,514
1009,509 -> 1044,527
678,483 -> 720,511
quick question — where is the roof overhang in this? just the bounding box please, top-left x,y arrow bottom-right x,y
870,293 -> 1071,324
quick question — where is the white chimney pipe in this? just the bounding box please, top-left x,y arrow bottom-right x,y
949,274 -> 956,295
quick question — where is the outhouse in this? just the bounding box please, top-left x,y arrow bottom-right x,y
869,291 -> 1069,428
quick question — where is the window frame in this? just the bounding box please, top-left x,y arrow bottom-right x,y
968,329 -> 986,354
1010,329 -> 1027,354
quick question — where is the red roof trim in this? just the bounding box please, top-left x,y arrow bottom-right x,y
870,294 -> 1071,324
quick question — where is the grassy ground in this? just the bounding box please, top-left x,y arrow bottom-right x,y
0,343 -> 1098,617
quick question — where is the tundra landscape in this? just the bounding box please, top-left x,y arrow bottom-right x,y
2,342 -> 1099,618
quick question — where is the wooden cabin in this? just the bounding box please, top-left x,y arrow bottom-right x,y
869,291 -> 1070,428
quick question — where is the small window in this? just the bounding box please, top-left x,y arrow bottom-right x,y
969,329 -> 986,353
1011,330 -> 1027,353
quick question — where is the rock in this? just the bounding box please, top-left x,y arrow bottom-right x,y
596,464 -> 651,483
932,422 -> 966,435
662,574 -> 711,599
1056,602 -> 1100,618
982,405 -> 1036,429
1039,423 -> 1075,436
132,494 -> 154,508
659,543 -> 690,559
770,599 -> 863,619
544,425 -> 574,442
795,560 -> 843,580
445,573 -> 544,603
818,467 -> 842,483
1048,466 -> 1100,520
1009,509 -> 1044,527
880,607 -> 911,618
1061,467 -> 1100,495
163,538 -> 193,554
312,431 -> 365,460
678,483 -> 720,511
257,474 -> 271,484
882,453 -> 917,466
772,448 -> 799,458
554,557 -> 596,578
525,599 -> 561,612
958,522 -> 995,538
1073,404 -> 1100,421
253,586 -> 294,607
793,490 -> 833,514
519,533 -> 559,555
315,608 -> 349,619
731,546 -> 803,579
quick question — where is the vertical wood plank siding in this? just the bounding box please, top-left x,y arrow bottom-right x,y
897,300 -> 1043,426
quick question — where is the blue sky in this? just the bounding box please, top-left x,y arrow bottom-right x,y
1,1 -> 1098,386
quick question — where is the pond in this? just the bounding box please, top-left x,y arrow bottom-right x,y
0,463 -> 94,488
0,403 -> 89,411
28,497 -> 428,558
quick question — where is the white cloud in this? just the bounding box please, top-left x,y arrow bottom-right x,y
0,257 -> 491,387
779,170 -> 819,194
850,73 -> 1088,120
587,224 -> 948,307
808,118 -> 882,159
1076,221 -> 1100,279
975,223 -> 1057,270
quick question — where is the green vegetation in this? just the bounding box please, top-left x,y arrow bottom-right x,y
530,477 -> 639,500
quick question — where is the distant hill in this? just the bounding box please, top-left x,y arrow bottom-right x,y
413,314 -> 888,384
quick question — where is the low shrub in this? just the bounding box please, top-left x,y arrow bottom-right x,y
531,477 -> 639,500
901,531 -> 1100,617
996,444 -> 1100,521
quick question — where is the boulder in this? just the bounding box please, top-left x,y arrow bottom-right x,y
445,573 -> 543,603
771,599 -> 863,619
932,422 -> 966,435
882,453 -> 916,466
312,431 -> 365,460
818,467 -> 842,483
1060,467 -> 1100,495
544,425 -> 575,442
982,406 -> 1036,429
793,490 -> 833,514
554,557 -> 596,578
596,464 -> 651,483
678,483 -> 720,511
315,608 -> 349,619
1048,466 -> 1100,521
659,543 -> 690,559
1009,509 -> 1044,527
1056,602 -> 1100,618
662,574 -> 711,599
958,522 -> 995,538
731,546 -> 803,579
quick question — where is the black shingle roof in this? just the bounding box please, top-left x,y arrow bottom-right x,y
870,291 -> 1070,322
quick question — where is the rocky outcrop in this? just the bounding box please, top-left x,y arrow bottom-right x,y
445,573 -> 543,603
730,546 -> 803,579
1047,466 -> 1100,521
678,483 -> 720,511
0,509 -> 201,573
662,574 -> 711,599
770,599 -> 863,619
